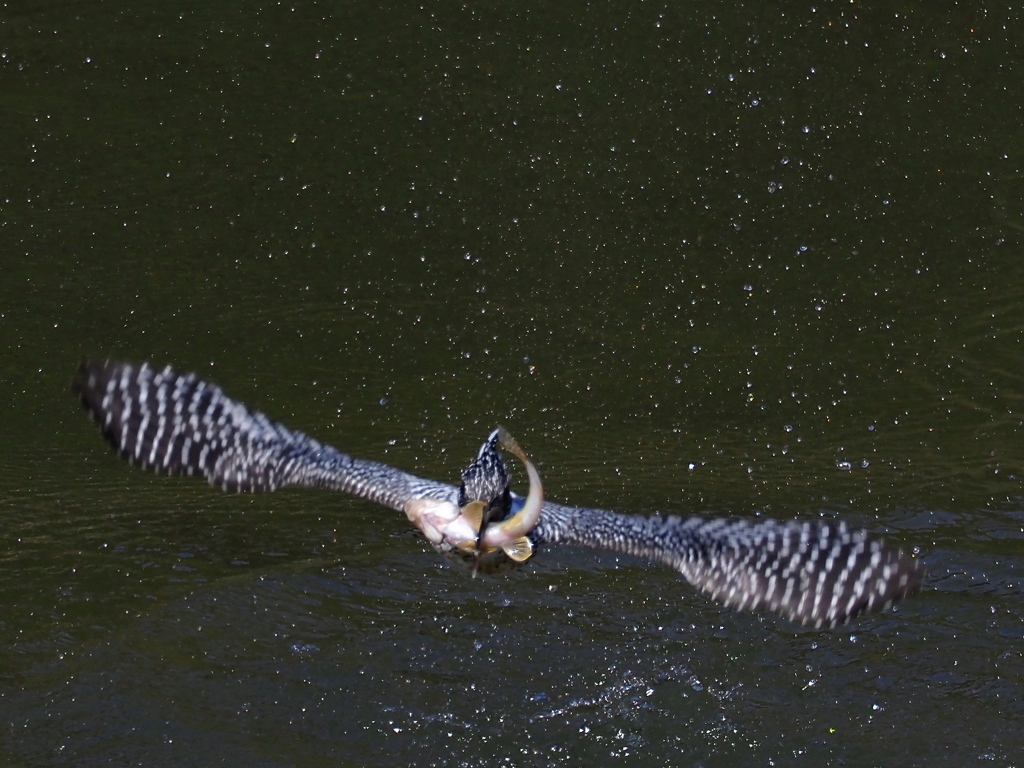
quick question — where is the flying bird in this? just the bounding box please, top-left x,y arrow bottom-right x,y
73,361 -> 923,628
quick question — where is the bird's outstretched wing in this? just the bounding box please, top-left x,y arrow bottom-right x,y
74,361 -> 922,628
533,504 -> 921,628
72,360 -> 455,508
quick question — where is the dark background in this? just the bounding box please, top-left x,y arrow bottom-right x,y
2,2 -> 1022,765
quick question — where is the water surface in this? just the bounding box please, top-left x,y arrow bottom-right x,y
2,1 -> 1022,765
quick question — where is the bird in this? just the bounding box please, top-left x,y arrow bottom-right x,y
73,360 -> 923,629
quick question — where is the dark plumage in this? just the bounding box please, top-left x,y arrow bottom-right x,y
458,428 -> 512,525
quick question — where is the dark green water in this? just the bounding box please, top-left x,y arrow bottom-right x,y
2,1 -> 1022,765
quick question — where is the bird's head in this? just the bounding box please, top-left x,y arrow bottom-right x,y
458,428 -> 512,524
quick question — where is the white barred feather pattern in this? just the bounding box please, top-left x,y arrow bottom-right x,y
533,506 -> 922,628
74,361 -> 450,508
75,361 -> 923,627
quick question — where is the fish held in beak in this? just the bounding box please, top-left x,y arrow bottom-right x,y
404,428 -> 544,568
477,427 -> 543,562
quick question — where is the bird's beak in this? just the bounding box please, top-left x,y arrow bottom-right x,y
477,426 -> 542,562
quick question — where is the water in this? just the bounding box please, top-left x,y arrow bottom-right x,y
3,1 -> 1023,765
